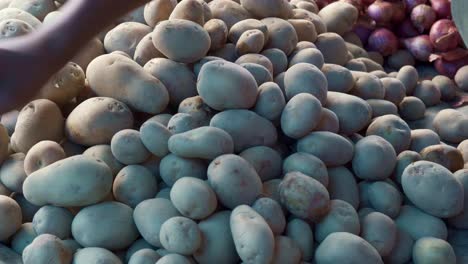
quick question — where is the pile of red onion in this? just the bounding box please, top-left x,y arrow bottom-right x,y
330,0 -> 467,77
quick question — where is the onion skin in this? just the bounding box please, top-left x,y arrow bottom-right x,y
353,15 -> 376,45
433,55 -> 468,78
367,0 -> 394,25
430,0 -> 451,18
367,28 -> 399,56
397,18 -> 420,38
410,4 -> 437,33
429,19 -> 461,51
404,0 -> 427,12
403,35 -> 434,61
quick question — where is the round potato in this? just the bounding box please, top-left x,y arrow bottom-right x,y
432,75 -> 457,101
399,96 -> 426,121
366,115 -> 411,154
288,19 -> 317,43
24,140 -> 65,175
433,109 -> 468,144
395,205 -> 447,240
239,146 -> 282,182
281,93 -> 322,139
286,218 -> 314,261
284,63 -> 327,104
73,247 -> 123,264
315,33 -> 349,66
413,80 -> 441,107
261,48 -> 288,76
104,22 -> 151,57
350,71 -> 385,100
262,17 -> 298,56
410,129 -> 440,152
111,129 -> 150,165
252,197 -> 286,235
0,195 -> 22,241
32,205 -> 73,239
177,96 -> 214,126
413,237 -> 456,264
321,63 -> 354,93
22,234 -> 72,264
159,154 -> 207,186
236,29 -> 265,55
159,216 -> 201,255
283,152 -> 328,187
113,165 -> 158,208
83,144 -> 124,176
205,19 -> 228,52
315,199 -> 360,242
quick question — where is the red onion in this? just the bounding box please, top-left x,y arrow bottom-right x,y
340,0 -> 364,13
403,35 -> 434,61
411,4 -> 437,33
433,55 -> 468,78
430,0 -> 451,18
404,0 -> 427,12
397,18 -> 420,38
353,16 -> 376,45
429,19 -> 461,51
367,1 -> 394,25
391,1 -> 406,24
367,28 -> 399,56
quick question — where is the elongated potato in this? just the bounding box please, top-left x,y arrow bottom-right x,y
23,155 -> 113,207
205,19 -> 228,52
281,93 -> 322,139
140,119 -> 172,158
253,82 -> 286,122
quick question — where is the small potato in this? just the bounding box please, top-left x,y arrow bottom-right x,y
170,177 -> 217,220
0,153 -> 26,193
240,0 -> 291,19
387,50 -> 415,69
297,131 -> 354,167
169,0 -> 205,25
315,232 -> 383,264
152,19 -> 210,63
366,115 -> 411,154
159,154 -> 207,186
286,218 -> 314,261
410,129 -> 440,152
22,234 -> 72,264
325,91 -> 372,135
204,19 -> 228,51
104,22 -> 152,57
432,75 -> 457,101
398,96 -> 426,121
144,58 -> 197,107
0,8 -> 40,29
0,18 -> 33,39
279,171 -> 330,221
11,222 -> 37,255
361,212 -> 397,256
194,211 -> 239,264
134,33 -> 165,66
113,165 -> 158,208
32,205 -> 73,239
0,195 -> 22,241
73,247 -> 123,264
413,80 -> 441,107
129,249 -> 161,264
315,33 -> 349,66
143,0 -> 177,27
239,146 -> 282,182
8,0 -> 55,21
236,29 -> 264,55
315,199 -> 360,242
420,144 -> 464,172
281,93 -> 322,139
207,154 -> 262,209
284,63 -> 327,103
134,198 -> 181,248
345,58 -> 367,71
156,254 -> 192,264
396,65 -> 419,95
367,181 -> 402,218
413,237 -> 456,264
65,97 -> 133,146
271,236 -> 302,264
83,144 -> 124,176
395,205 -> 447,241
356,57 -> 384,72
23,155 -> 113,207
381,77 -> 406,105
288,19 -> 317,43
11,99 -> 63,154
111,129 -> 151,165
261,48 -> 288,76
367,99 -> 398,118
140,119 -> 172,158
230,205 -> 275,264
262,17 -> 298,56
433,109 -> 468,144
252,197 -> 286,235
454,65 -> 468,92
167,113 -> 200,134
197,60 -> 258,111
402,161 -> 464,218
283,152 -> 328,187
210,110 -> 277,152
318,1 -> 358,36
350,71 -> 385,100
383,228 -> 414,264
240,63 -> 273,85
448,170 -> 468,228
87,54 -> 169,114
72,201 -> 138,250
321,63 -> 354,93
289,48 -> 324,69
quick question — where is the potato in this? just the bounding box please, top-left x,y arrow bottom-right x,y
345,58 -> 367,71
32,205 -> 72,239
235,53 -> 273,74
240,63 -> 273,85
83,144 -> 124,176
288,19 -> 317,43
252,197 -> 285,235
0,195 -> 22,241
87,54 -> 169,114
291,9 -> 326,34
315,33 -> 348,66
111,129 -> 150,165
0,153 -> 26,193
240,0 -> 291,19
315,199 -> 360,242
126,239 -> 156,262
353,136 -> 396,181
380,78 -> 405,105
360,212 -> 397,257
350,71 -> 385,100
402,161 -> 464,218
129,249 -> 161,264
205,19 -> 228,51
10,223 -> 36,255
0,8 -> 40,29
230,205 -> 275,263
194,211 -> 239,264
104,22 -> 151,58
297,131 -> 354,167
144,0 -> 177,27
207,154 -> 262,209
22,234 -> 72,264
1,110 -> 18,136
169,0 -> 205,25
392,151 -> 421,185
420,144 -> 464,172
152,19 -> 210,63
159,154 -> 207,186
283,152 -> 328,187
315,232 -> 383,263
433,109 -> 468,144
134,198 -> 181,248
134,33 -> 165,66
318,1 -> 358,36
356,57 -> 384,72
170,177 -> 217,220
261,49 -> 288,76
8,0 -> 55,21
262,17 -> 298,56
413,80 -> 441,107
387,49 -> 415,69
410,129 -> 441,152
281,93 -> 322,139
279,171 -> 330,221
144,58 -> 197,107
166,113 -> 200,134
284,63 -> 327,103
271,236 -> 302,264
325,92 -> 372,135
432,75 -> 457,101
395,205 -> 447,240
11,99 -> 63,153
314,107 -> 339,133
73,247 -> 123,264
413,237 -> 456,264
113,165 -> 158,208
367,181 -> 402,218
395,65 -> 418,95
285,218 -> 314,261
197,61 -> 258,111
208,0 -> 251,29
0,18 -> 33,40
156,254 -> 192,264
72,201 -> 138,250
159,216 -> 201,255
366,115 -> 411,154
454,65 -> 468,92
398,96 -> 426,121
239,146 -> 282,182
209,43 -> 238,61
210,110 -> 277,152
139,120 -> 171,158
12,193 -> 39,223
321,63 -> 354,93
326,167 -> 359,209
289,48 -> 324,69
234,29 -> 264,55
346,42 -> 368,59
65,97 -> 133,146
383,228 -> 414,264
23,155 -> 113,207
365,99 -> 397,118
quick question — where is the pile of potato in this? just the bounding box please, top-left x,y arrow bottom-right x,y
0,0 -> 468,263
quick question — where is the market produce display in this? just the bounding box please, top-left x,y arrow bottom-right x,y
0,0 -> 467,263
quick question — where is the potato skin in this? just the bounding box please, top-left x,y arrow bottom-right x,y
395,205 -> 447,240
22,234 -> 72,264
262,17 -> 298,56
0,153 -> 26,193
326,92 -> 372,135
159,216 -> 202,255
73,247 -> 123,264
32,205 -> 73,239
366,115 -> 411,154
412,237 -> 456,264
159,154 -> 207,186
104,22 -> 151,57
284,63 -> 328,104
420,144 -> 464,172
0,8 -> 41,29
140,119 -> 171,158
23,155 -> 113,207
361,212 -> 397,257
315,199 -> 360,242
253,82 -> 286,122
0,195 -> 22,241
318,2 -> 358,36
433,109 -> 468,144
281,93 -> 322,139
65,97 -> 133,146
113,165 -> 158,208
144,0 -> 177,27
111,129 -> 151,165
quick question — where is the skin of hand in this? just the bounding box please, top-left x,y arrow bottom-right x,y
0,0 -> 151,114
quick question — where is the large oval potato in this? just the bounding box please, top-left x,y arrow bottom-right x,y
23,155 -> 113,207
